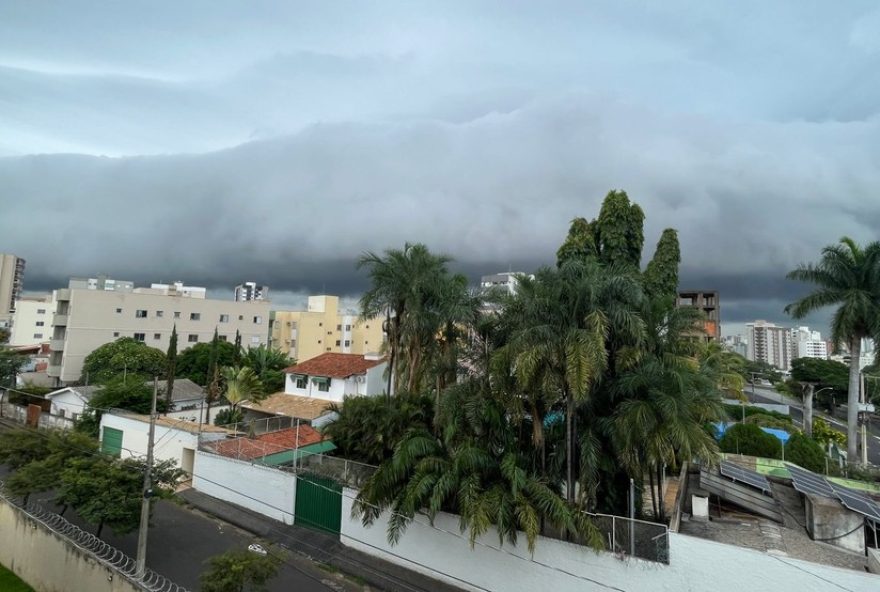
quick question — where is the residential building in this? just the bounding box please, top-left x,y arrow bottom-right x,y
0,253 -> 26,323
8,293 -> 54,346
69,275 -> 134,292
480,272 -> 533,296
47,278 -> 271,386
235,281 -> 268,302
676,290 -> 720,341
149,281 -> 207,299
746,320 -> 791,370
790,326 -> 828,360
721,334 -> 748,358
270,295 -> 384,362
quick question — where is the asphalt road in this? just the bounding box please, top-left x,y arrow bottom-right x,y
746,385 -> 880,466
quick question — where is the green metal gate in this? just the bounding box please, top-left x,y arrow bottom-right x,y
101,426 -> 123,457
294,473 -> 342,535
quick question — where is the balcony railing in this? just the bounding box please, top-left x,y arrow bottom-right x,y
53,313 -> 68,326
49,338 -> 65,351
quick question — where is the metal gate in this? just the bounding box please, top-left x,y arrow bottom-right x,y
101,426 -> 123,457
294,473 -> 342,535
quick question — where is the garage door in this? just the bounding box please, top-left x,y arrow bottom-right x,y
101,426 -> 123,457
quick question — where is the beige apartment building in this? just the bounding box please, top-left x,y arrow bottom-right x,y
48,278 -> 271,385
0,253 -> 26,325
9,293 -> 54,346
270,295 -> 384,362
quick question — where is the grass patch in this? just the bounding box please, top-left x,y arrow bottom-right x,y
0,564 -> 35,592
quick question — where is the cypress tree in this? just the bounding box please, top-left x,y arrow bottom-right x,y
556,217 -> 598,267
642,228 -> 681,303
165,325 -> 178,406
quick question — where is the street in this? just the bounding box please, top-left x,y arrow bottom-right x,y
746,385 -> 880,466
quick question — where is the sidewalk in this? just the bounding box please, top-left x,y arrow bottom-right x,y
179,488 -> 464,592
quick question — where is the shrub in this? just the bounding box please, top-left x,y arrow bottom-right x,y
812,418 -> 846,447
785,433 -> 826,473
719,423 -> 782,459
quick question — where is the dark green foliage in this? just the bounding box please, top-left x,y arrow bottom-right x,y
785,433 -> 827,473
0,327 -> 9,345
0,349 -> 26,388
594,190 -> 645,269
718,423 -> 782,459
642,229 -> 681,303
82,337 -> 167,384
77,374 -> 168,437
200,548 -> 282,592
723,404 -> 790,423
165,325 -> 178,405
175,340 -> 237,385
6,430 -> 98,501
242,345 -> 292,393
790,357 -> 848,409
556,217 -> 597,267
0,428 -> 51,469
742,359 -> 783,384
323,393 -> 433,465
214,408 -> 243,426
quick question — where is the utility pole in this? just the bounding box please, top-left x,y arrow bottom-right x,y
135,377 -> 158,578
860,372 -> 868,466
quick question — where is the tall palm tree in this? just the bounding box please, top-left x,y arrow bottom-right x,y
222,366 -> 264,412
785,237 -> 880,461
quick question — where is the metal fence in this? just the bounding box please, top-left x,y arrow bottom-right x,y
0,482 -> 189,592
542,511 -> 669,564
215,415 -> 297,436
0,402 -> 75,430
279,451 -> 377,489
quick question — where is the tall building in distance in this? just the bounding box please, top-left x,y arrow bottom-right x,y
0,253 -> 26,323
746,320 -> 791,370
676,290 -> 720,342
235,282 -> 268,302
480,272 -> 533,296
790,326 -> 828,360
270,295 -> 384,363
9,293 -> 54,346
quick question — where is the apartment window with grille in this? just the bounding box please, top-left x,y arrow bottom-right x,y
219,314 -> 229,323
365,340 -> 369,345
35,321 -> 44,327
37,309 -> 46,314
327,331 -> 332,335
344,340 -> 350,347
113,332 -> 120,337
136,310 -> 148,318
296,376 -> 307,389
153,333 -> 161,340
116,308 -> 123,314
335,340 -> 341,346
318,322 -> 323,327
253,315 -> 262,324
190,312 -> 201,321
336,324 -> 342,331
345,325 -> 351,331
134,333 -> 146,342
174,311 -> 181,319
33,333 -> 43,339
156,310 -> 164,318
219,335 -> 228,342
188,334 -> 198,343
238,315 -> 243,321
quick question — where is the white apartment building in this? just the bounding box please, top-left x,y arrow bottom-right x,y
47,277 -> 271,386
746,320 -> 791,370
8,293 -> 54,345
480,272 -> 533,296
235,282 -> 268,302
790,326 -> 828,360
0,253 -> 26,325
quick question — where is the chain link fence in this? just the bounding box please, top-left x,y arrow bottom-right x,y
543,511 -> 669,564
0,482 -> 190,592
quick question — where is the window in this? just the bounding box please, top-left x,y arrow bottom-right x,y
156,310 -> 164,318
188,334 -> 198,343
327,331 -> 332,335
153,333 -> 161,340
113,332 -> 120,337
37,309 -> 46,314
345,325 -> 351,331
344,340 -> 351,347
174,311 -> 181,319
35,321 -> 44,327
136,310 -> 148,318
318,339 -> 322,344
134,333 -> 145,342
318,322 -> 323,327
365,324 -> 370,329
238,315 -> 243,321
335,340 -> 341,346
250,336 -> 260,344
325,347 -> 331,352
115,308 -> 123,314
365,340 -> 369,345
190,312 -> 201,321
318,379 -> 330,392
253,315 -> 262,324
33,333 -> 43,339
219,335 -> 228,342
337,324 -> 342,331
295,375 -> 307,389
219,314 -> 229,323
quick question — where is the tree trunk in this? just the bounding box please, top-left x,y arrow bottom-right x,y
847,337 -> 861,462
656,464 -> 665,522
648,465 -> 658,519
803,383 -> 814,438
565,389 -> 575,503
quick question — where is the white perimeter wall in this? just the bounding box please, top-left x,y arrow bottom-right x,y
100,413 -> 200,470
192,451 -> 296,524
340,487 -> 879,592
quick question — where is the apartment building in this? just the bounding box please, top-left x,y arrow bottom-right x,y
8,293 -> 54,346
790,326 -> 828,360
0,253 -> 26,324
47,277 -> 270,385
746,320 -> 791,370
270,295 -> 384,362
676,290 -> 721,341
234,282 -> 268,302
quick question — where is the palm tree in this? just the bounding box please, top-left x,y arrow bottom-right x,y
222,366 -> 264,412
785,237 -> 880,461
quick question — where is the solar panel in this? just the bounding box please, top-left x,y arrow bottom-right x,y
829,483 -> 880,523
786,463 -> 835,498
720,461 -> 772,494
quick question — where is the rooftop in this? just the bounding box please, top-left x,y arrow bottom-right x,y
51,378 -> 206,404
284,352 -> 385,378
209,426 -> 326,460
110,410 -> 229,434
241,392 -> 336,420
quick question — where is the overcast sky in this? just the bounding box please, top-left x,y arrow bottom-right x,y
2,1 -> 879,333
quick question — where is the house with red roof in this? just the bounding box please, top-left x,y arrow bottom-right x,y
283,352 -> 387,403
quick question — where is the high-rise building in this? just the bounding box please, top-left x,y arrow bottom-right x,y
721,334 -> 748,358
746,320 -> 791,370
235,282 -> 268,302
480,272 -> 533,296
270,295 -> 384,362
47,278 -> 271,386
789,326 -> 827,361
676,290 -> 720,342
9,293 -> 54,346
0,253 -> 26,322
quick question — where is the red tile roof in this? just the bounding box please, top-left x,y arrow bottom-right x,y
284,352 -> 385,378
210,426 -> 325,461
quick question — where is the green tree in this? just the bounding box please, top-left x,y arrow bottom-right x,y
6,430 -> 98,504
784,433 -> 827,472
594,189 -> 645,270
213,408 -> 243,426
241,345 -> 291,393
232,330 -> 242,367
0,327 -> 10,344
785,237 -> 880,461
0,348 -> 25,388
78,375 -> 167,437
165,325 -> 178,406
642,228 -> 681,303
0,428 -> 51,469
556,217 -> 597,267
718,423 -> 783,459
82,338 -> 167,384
222,366 -> 264,411
205,329 -> 222,424
175,340 -> 237,385
200,548 -> 282,592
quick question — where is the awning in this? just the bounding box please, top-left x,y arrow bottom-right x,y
311,376 -> 330,385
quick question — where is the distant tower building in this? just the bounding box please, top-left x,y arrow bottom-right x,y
0,253 -> 26,322
480,272 -> 533,296
234,282 -> 269,302
789,326 -> 828,361
676,290 -> 720,342
746,320 -> 791,370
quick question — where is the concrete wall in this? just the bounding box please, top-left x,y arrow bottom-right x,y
340,487 -> 879,592
805,494 -> 865,554
192,450 -> 296,524
100,413 -> 201,469
9,295 -> 53,345
0,498 -> 143,592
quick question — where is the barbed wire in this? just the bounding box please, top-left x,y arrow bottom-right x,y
0,480 -> 190,592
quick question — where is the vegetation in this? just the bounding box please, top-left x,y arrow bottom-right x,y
784,433 -> 826,473
222,366 -> 265,412
0,348 -> 26,388
175,340 -> 237,386
200,548 -> 282,592
241,345 -> 291,393
718,424 -> 782,459
812,417 -> 846,447
0,564 -> 34,592
165,325 -> 178,405
786,237 -> 880,461
76,374 -> 169,437
82,337 -> 167,384
214,407 -> 244,426
5,430 -> 98,503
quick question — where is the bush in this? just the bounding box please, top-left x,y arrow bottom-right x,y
784,433 -> 826,472
214,408 -> 243,427
723,404 -> 789,423
812,418 -> 846,446
719,423 -> 783,459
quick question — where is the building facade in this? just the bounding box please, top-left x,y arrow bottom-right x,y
0,253 -> 26,324
283,352 -> 387,403
676,290 -> 721,341
270,295 -> 384,362
746,320 -> 791,370
8,293 -> 54,346
235,282 -> 268,302
47,278 -> 271,385
790,326 -> 828,360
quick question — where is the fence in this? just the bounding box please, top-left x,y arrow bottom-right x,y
0,402 -> 75,430
215,415 -> 297,436
0,482 -> 189,592
540,510 -> 669,564
281,451 -> 377,489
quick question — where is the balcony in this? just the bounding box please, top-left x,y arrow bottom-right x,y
49,339 -> 65,351
47,364 -> 62,377
53,313 -> 68,326
55,288 -> 70,301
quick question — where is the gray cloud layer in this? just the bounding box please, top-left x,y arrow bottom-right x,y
2,2 -> 880,331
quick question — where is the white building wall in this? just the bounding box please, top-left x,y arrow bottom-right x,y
366,365 -> 386,396
9,295 -> 54,345
192,451 -> 296,524
48,390 -> 87,421
339,488 -> 878,592
99,413 -> 209,472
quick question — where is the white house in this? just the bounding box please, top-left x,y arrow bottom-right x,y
282,352 -> 387,403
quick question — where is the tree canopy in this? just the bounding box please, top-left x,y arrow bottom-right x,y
200,548 -> 282,592
82,338 -> 167,384
175,340 -> 237,385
